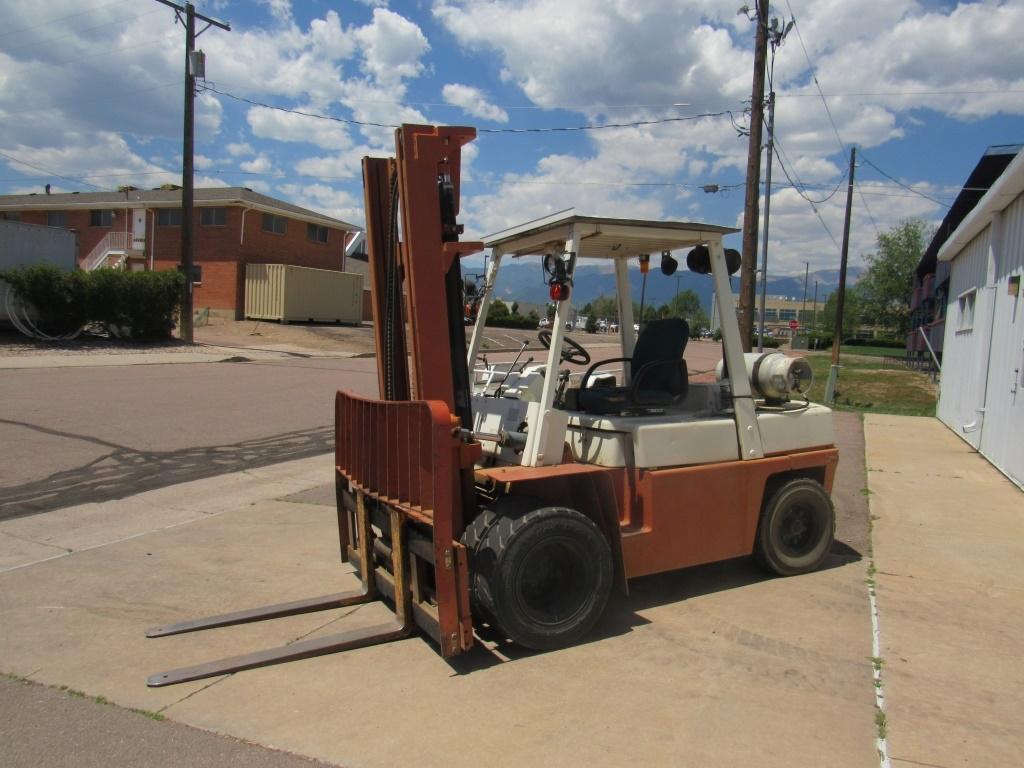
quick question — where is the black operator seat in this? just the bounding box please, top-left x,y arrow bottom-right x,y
576,318 -> 689,415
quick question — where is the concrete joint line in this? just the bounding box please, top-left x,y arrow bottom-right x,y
0,528 -> 72,554
0,507 -> 235,574
864,472 -> 892,766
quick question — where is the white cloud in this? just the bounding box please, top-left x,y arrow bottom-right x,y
226,142 -> 254,157
294,146 -> 372,181
276,182 -> 365,225
259,0 -> 293,24
247,105 -> 353,150
353,9 -> 430,86
442,84 -> 508,123
239,153 -> 277,174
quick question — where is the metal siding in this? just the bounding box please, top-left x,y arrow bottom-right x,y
244,263 -> 285,320
979,193 -> 1024,486
278,265 -> 363,323
937,227 -> 992,448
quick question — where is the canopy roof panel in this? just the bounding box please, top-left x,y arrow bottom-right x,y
483,209 -> 737,260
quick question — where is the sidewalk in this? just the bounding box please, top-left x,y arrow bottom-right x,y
0,432 -> 878,767
7,414 -> 1016,766
0,343 -> 363,370
865,415 -> 1024,767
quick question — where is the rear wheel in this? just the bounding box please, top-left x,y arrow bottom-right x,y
755,478 -> 835,576
462,497 -> 612,650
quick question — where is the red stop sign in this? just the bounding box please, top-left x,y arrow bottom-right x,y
789,320 -> 799,330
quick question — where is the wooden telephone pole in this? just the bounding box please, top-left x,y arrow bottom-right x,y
825,147 -> 857,403
739,0 -> 770,352
154,0 -> 230,342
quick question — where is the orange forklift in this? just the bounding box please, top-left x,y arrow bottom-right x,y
147,125 -> 837,686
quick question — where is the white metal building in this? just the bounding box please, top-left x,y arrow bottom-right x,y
937,149 -> 1024,488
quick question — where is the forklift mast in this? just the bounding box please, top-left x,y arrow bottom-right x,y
143,127 -> 487,687
363,125 -> 482,421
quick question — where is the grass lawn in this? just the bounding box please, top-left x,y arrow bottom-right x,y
803,351 -> 938,417
837,344 -> 906,358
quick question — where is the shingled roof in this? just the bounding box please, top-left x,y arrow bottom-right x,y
0,186 -> 361,232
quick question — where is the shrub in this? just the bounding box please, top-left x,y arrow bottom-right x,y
486,313 -> 540,329
0,266 -> 185,341
0,264 -> 89,335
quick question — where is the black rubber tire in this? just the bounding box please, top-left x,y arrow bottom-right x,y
461,497 -> 612,650
754,478 -> 835,576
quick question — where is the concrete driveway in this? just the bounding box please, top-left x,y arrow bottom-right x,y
0,409 -> 879,768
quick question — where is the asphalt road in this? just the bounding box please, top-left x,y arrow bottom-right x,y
0,357 -> 378,521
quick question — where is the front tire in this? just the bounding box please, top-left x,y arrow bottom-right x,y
462,498 -> 612,650
755,478 -> 835,576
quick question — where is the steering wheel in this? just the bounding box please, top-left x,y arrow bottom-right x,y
538,330 -> 591,365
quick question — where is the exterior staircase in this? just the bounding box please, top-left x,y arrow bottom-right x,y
82,232 -> 144,271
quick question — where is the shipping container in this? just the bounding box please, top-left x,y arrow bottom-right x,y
244,263 -> 363,324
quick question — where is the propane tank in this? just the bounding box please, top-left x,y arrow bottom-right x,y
715,351 -> 813,402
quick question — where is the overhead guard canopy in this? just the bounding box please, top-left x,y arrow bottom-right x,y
483,208 -> 738,259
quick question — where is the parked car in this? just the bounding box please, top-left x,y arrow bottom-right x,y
538,318 -> 551,328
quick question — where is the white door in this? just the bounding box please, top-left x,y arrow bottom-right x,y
132,208 -> 146,252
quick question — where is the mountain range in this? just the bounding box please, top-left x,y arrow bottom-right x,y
486,261 -> 863,313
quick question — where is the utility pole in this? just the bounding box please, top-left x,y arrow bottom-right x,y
756,89 -> 775,353
812,279 -> 819,338
801,260 -> 809,317
155,0 -> 230,343
825,147 -> 857,403
739,0 -> 769,353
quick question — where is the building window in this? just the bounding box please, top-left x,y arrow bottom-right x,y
157,209 -> 183,226
957,288 -> 976,332
779,309 -> 797,321
46,211 -> 66,227
200,207 -> 226,226
90,209 -> 114,227
262,213 -> 287,235
307,223 -> 328,243
763,308 -> 778,321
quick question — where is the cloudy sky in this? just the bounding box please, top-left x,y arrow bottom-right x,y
0,0 -> 1021,275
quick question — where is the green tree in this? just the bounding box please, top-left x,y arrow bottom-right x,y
820,285 -> 866,339
585,314 -> 598,333
489,299 -> 510,320
858,219 -> 932,334
511,301 -> 520,316
667,289 -> 710,331
588,294 -> 618,321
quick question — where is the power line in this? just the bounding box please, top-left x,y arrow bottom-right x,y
777,88 -> 1024,99
199,84 -> 738,134
771,144 -> 842,253
771,138 -> 846,204
783,2 -> 881,236
0,0 -> 136,41
0,150 -> 106,191
1,81 -> 181,117
859,153 -> 950,207
785,0 -> 845,153
2,35 -> 179,79
2,7 -> 165,56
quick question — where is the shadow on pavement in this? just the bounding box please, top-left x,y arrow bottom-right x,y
0,422 -> 334,521
452,543 -> 862,673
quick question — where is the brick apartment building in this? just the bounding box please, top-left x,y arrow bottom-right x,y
0,186 -> 360,318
